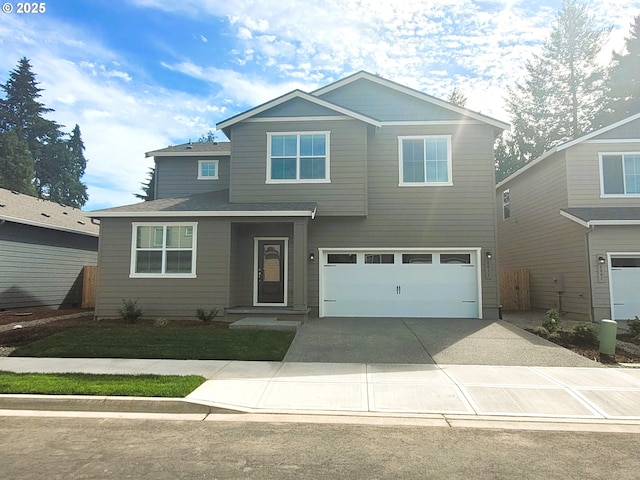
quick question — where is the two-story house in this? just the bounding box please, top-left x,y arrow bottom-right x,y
90,71 -> 508,320
497,113 -> 640,322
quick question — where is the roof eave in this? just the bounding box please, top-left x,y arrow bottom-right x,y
88,210 -> 316,219
0,215 -> 99,237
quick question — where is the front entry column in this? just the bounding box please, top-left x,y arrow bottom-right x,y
292,218 -> 308,312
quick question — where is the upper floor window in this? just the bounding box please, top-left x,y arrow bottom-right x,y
600,153 -> 640,196
267,132 -> 330,183
399,136 -> 452,186
502,189 -> 511,219
198,160 -> 219,180
131,222 -> 197,278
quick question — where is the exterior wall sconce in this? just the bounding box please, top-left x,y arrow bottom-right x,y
597,255 -> 606,265
486,251 -> 492,260
308,251 -> 315,262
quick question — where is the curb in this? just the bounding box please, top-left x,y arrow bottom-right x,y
0,394 -> 241,414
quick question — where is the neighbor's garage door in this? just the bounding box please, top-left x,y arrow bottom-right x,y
610,255 -> 640,320
321,250 -> 480,318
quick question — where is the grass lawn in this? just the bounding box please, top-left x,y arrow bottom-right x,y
10,324 -> 295,361
0,371 -> 205,397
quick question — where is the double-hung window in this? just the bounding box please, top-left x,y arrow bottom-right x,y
198,160 -> 218,180
600,153 -> 640,196
131,223 -> 197,277
399,135 -> 452,186
267,132 -> 330,183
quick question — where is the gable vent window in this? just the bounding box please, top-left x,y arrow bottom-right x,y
502,189 -> 510,219
267,132 -> 330,183
600,153 -> 640,196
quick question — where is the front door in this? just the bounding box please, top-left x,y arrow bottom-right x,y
255,238 -> 287,305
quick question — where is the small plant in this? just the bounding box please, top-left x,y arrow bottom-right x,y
629,317 -> 640,339
117,299 -> 143,324
196,307 -> 219,322
543,308 -> 561,334
572,323 -> 598,346
532,325 -> 550,339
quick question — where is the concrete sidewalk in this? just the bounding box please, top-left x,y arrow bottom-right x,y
1,358 -> 640,423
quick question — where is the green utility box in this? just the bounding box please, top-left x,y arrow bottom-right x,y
599,319 -> 617,357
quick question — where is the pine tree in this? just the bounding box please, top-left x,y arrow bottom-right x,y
602,15 -> 640,123
447,87 -> 468,107
134,167 -> 156,201
496,0 -> 610,180
0,130 -> 35,194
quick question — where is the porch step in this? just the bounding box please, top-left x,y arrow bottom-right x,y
226,307 -> 310,316
229,317 -> 300,332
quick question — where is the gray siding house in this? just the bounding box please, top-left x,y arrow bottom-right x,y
90,71 -> 508,320
0,188 -> 99,310
497,113 -> 640,322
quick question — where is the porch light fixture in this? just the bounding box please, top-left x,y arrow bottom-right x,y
485,251 -> 492,260
308,251 -> 315,262
598,255 -> 606,265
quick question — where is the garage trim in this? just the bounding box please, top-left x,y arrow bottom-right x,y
318,247 -> 483,318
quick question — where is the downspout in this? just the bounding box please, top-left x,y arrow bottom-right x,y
585,224 -> 595,323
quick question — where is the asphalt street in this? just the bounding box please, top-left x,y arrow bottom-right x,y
2,415 -> 640,479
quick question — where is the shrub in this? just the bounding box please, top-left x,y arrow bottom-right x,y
533,326 -> 550,339
117,299 -> 143,324
629,318 -> 640,339
543,309 -> 561,334
196,307 -> 219,322
573,323 -> 598,346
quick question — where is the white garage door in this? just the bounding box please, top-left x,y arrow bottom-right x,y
320,249 -> 481,318
610,255 -> 640,320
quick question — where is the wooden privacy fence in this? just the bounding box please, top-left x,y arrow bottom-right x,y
82,265 -> 98,308
500,268 -> 530,311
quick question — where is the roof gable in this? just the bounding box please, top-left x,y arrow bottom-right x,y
313,71 -> 509,129
0,188 -> 99,237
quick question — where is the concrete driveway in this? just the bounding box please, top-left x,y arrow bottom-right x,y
283,317 -> 601,367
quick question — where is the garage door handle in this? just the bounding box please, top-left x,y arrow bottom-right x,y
396,285 -> 401,294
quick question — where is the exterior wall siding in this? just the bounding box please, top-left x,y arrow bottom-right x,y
229,120 -> 368,215
95,217 -> 231,319
155,156 -> 230,199
497,153 -> 591,319
0,222 -> 98,309
566,140 -> 640,208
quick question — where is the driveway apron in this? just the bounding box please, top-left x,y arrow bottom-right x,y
283,318 -> 601,367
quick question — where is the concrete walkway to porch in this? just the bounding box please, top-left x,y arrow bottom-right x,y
283,317 -> 601,367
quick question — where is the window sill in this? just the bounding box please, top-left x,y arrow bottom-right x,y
600,194 -> 640,198
197,176 -> 219,180
266,179 -> 331,184
398,182 -> 454,187
129,274 -> 197,279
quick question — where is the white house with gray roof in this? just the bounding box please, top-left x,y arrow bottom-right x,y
497,113 -> 640,322
0,188 -> 99,310
90,71 -> 507,320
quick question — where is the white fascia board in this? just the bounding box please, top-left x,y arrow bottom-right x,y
559,211 -> 640,227
559,210 -> 590,227
556,112 -> 640,151
217,90 -> 381,130
313,71 -> 509,131
0,215 -> 99,237
145,150 -> 230,158
89,210 -> 316,219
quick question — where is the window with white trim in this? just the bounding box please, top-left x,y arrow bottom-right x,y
399,136 -> 452,185
131,223 -> 197,277
267,132 -> 330,182
502,189 -> 510,219
600,153 -> 640,196
198,160 -> 218,180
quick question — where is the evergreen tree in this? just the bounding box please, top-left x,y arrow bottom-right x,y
0,130 -> 35,194
447,87 -> 468,107
134,166 -> 156,201
602,15 -> 640,123
496,0 -> 610,181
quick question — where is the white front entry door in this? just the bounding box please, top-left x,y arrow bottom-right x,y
610,255 -> 640,320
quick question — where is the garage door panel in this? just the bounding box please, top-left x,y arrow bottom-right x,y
610,264 -> 640,320
321,250 -> 480,318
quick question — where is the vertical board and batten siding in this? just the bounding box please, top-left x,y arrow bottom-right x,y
95,217 -> 231,319
566,140 -> 640,208
229,120 -> 368,216
306,122 -> 501,318
587,226 -> 640,321
155,156 -> 230,199
0,222 -> 98,309
497,152 -> 591,319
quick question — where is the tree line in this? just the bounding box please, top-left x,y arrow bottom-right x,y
495,1 -> 640,182
0,57 -> 88,208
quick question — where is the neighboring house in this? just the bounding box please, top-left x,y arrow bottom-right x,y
0,188 -> 99,310
89,71 -> 508,320
497,113 -> 640,322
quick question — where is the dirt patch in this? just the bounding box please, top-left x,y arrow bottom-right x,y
0,308 -> 94,327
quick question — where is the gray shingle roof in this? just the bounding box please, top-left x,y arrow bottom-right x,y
88,190 -> 317,218
562,207 -> 640,223
146,141 -> 230,157
0,188 -> 99,236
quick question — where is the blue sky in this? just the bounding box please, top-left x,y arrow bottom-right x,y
1,0 -> 639,210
